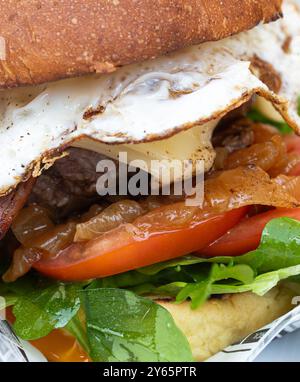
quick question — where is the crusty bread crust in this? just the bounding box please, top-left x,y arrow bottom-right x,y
159,285 -> 296,361
0,0 -> 282,88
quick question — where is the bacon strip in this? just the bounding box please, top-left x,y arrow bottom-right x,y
0,178 -> 35,240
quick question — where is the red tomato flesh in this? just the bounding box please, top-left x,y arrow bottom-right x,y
34,207 -> 247,281
200,208 -> 300,257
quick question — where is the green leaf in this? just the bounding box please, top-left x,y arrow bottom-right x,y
139,256 -> 204,276
132,263 -> 254,309
12,283 -> 81,340
66,314 -> 90,354
248,265 -> 300,295
234,218 -> 300,273
89,271 -> 153,289
176,263 -> 254,309
210,264 -> 300,296
81,288 -> 194,362
176,281 -> 212,309
132,281 -> 186,297
247,109 -> 293,135
211,263 -> 254,284
127,218 -> 300,308
0,274 -> 36,297
152,265 -> 300,307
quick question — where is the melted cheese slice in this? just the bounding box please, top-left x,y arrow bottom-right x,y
255,97 -> 285,123
73,120 -> 218,184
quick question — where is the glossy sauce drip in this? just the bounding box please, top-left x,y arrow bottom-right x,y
5,308 -> 89,362
31,330 -> 90,363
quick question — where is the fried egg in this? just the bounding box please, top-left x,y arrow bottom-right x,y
0,0 -> 299,195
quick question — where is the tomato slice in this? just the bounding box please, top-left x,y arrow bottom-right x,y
282,135 -> 300,175
288,160 -> 300,176
200,208 -> 300,257
284,135 -> 300,153
34,207 -> 247,281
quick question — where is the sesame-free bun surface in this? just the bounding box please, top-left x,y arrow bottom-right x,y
159,285 -> 296,361
0,0 -> 282,87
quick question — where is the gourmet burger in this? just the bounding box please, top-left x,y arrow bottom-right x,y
1,0 -> 300,362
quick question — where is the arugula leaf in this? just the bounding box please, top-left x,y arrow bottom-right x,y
12,283 -> 81,340
232,218 -> 300,272
176,264 -> 254,309
210,264 -> 300,296
0,273 -> 36,297
139,257 -> 204,276
0,274 -> 43,312
81,288 -> 194,362
125,218 -> 300,308
66,314 -> 90,354
247,109 -> 293,135
131,281 -> 186,297
88,271 -> 153,289
88,263 -> 255,310
89,261 -> 199,291
140,265 -> 300,307
176,281 -> 211,309
246,265 -> 300,295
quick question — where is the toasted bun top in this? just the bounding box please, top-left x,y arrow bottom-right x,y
0,0 -> 282,88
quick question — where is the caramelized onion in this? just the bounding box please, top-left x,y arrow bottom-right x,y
274,175 -> 300,202
214,121 -> 296,178
3,248 -> 45,283
79,204 -> 106,223
252,123 -> 278,143
225,135 -> 285,172
203,166 -> 299,212
3,222 -> 76,282
31,222 -> 76,256
74,200 -> 145,242
270,152 -> 300,177
12,204 -> 54,246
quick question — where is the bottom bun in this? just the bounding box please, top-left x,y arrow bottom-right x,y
158,285 -> 297,361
